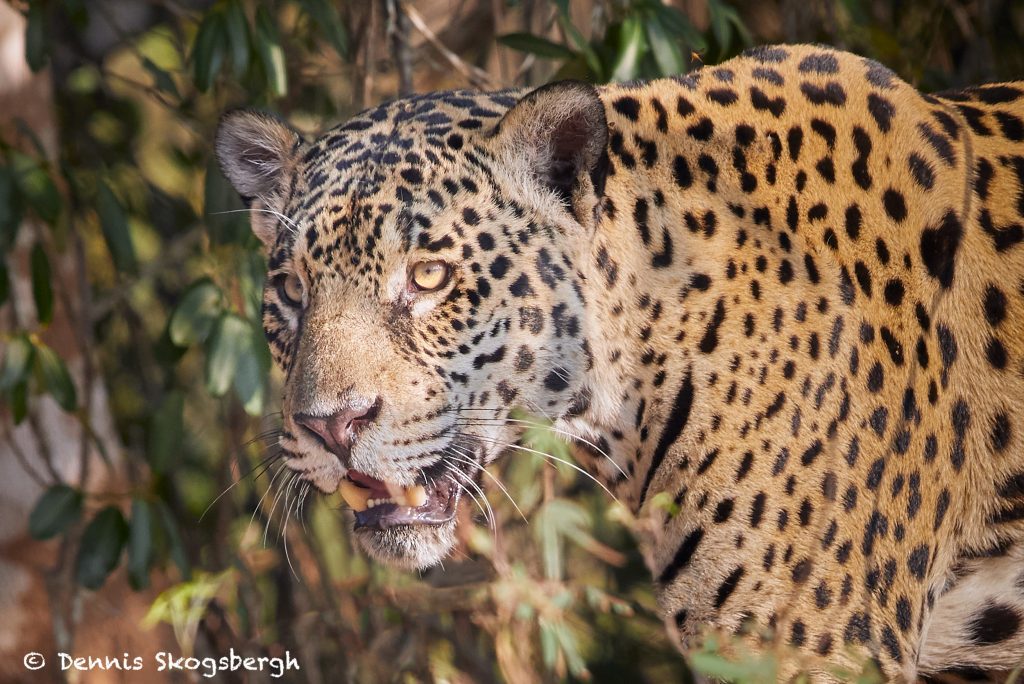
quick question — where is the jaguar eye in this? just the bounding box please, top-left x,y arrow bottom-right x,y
410,260 -> 451,292
275,273 -> 304,308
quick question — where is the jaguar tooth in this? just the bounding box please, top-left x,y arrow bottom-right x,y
385,482 -> 406,505
339,479 -> 426,511
405,484 -> 428,507
339,480 -> 371,512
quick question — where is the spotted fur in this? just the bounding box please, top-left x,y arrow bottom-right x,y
216,44 -> 1024,679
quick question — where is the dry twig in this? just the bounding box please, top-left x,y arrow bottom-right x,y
405,5 -> 496,89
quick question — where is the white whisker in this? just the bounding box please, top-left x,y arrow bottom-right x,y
210,207 -> 299,233
264,470 -> 296,547
297,482 -> 311,535
471,435 -> 619,502
249,461 -> 287,535
282,479 -> 299,580
455,417 -> 628,480
446,474 -> 491,528
446,446 -> 527,523
200,446 -> 284,523
449,465 -> 495,529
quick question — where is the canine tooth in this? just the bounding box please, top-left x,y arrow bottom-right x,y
405,485 -> 428,507
339,480 -> 371,512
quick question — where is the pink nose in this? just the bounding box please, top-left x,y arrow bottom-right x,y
295,399 -> 381,457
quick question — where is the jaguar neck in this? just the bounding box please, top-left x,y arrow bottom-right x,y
565,79 -> 800,513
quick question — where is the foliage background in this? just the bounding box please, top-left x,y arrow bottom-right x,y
1,0 -> 1022,681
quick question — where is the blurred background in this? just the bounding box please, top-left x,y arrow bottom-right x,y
0,0 -> 1022,682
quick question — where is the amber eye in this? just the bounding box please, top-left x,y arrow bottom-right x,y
274,273 -> 304,308
410,260 -> 452,292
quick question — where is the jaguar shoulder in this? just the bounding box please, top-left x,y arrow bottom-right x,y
215,43 -> 1024,680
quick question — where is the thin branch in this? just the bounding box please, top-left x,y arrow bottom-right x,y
385,0 -> 414,95
1,421 -> 51,488
404,5 -> 496,89
25,408 -> 63,483
358,1 -> 379,109
489,0 -> 508,84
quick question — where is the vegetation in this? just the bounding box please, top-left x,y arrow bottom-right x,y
2,0 -> 1021,681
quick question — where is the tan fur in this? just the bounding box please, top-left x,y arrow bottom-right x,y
218,45 -> 1024,679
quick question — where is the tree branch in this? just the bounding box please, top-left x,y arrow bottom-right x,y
404,5 -> 495,89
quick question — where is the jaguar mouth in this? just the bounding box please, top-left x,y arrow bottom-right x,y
338,469 -> 458,529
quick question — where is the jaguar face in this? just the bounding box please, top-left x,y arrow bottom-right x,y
215,83 -> 608,568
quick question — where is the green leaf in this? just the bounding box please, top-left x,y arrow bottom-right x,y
0,166 -> 25,251
147,391 -> 184,474
539,621 -> 558,670
555,14 -> 603,78
128,498 -> 154,590
169,279 -> 222,347
24,1 -> 49,72
707,0 -> 750,58
191,10 -> 227,92
534,502 -> 563,580
0,259 -> 8,305
30,243 -> 53,325
237,249 -> 267,320
610,16 -> 647,82
34,342 -> 77,411
649,490 -> 681,518
11,381 -> 27,424
652,4 -> 707,52
142,57 -> 180,99
224,0 -> 251,78
727,7 -> 753,51
517,412 -> 573,463
96,182 -> 137,274
255,6 -> 288,97
15,119 -> 50,159
497,33 -> 575,60
549,53 -> 595,82
0,335 -> 34,392
10,152 -> 61,224
232,321 -> 270,416
551,621 -> 587,676
645,16 -> 685,76
204,313 -> 250,397
75,506 -> 129,590
708,0 -> 730,55
203,158 -> 249,244
156,500 -> 191,579
299,0 -> 349,59
28,485 -> 83,540
689,647 -> 778,682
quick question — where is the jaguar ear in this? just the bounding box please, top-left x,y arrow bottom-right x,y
215,109 -> 301,245
493,81 -> 608,226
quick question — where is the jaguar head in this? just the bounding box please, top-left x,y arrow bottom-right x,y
215,82 -> 609,569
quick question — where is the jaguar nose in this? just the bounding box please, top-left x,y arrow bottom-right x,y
295,398 -> 382,457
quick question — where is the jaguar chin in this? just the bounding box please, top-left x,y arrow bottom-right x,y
336,465 -> 464,570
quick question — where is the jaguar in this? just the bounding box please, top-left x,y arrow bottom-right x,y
215,43 -> 1024,679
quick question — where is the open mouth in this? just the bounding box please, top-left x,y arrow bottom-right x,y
337,469 -> 458,529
